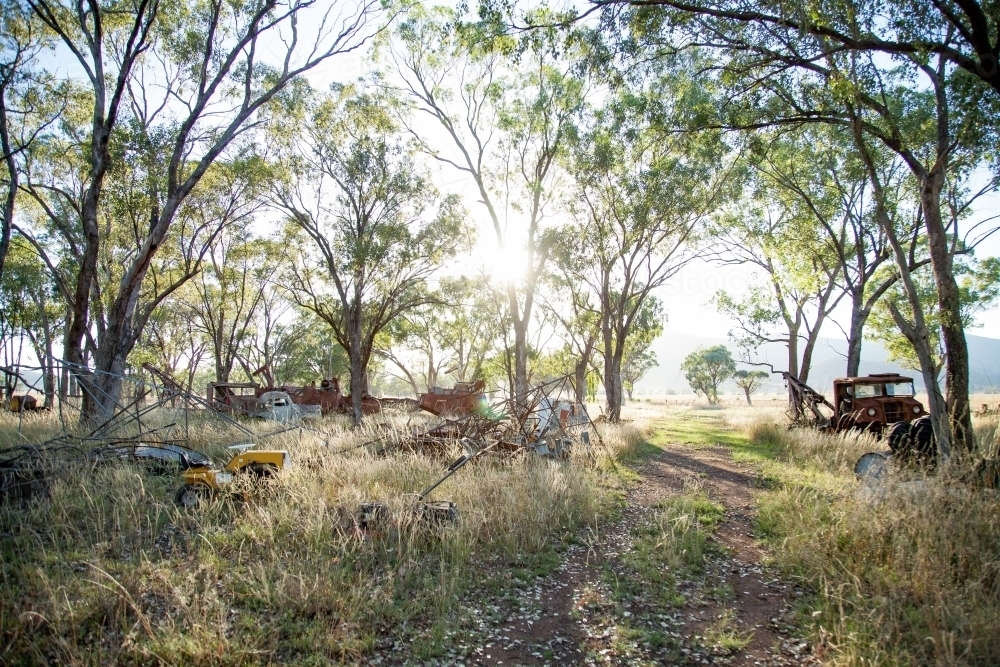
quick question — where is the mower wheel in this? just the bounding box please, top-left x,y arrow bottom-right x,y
358,502 -> 389,530
247,463 -> 278,478
417,500 -> 459,524
175,484 -> 212,508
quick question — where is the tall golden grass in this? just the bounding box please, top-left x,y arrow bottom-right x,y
0,408 -> 647,664
731,408 -> 1000,666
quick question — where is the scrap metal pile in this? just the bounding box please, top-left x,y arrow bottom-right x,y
355,374 -> 598,528
368,373 -> 597,459
2,359 -> 599,529
0,359 -> 304,505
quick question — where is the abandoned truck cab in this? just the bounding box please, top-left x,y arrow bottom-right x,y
832,373 -> 925,432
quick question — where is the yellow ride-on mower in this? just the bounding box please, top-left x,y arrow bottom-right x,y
174,444 -> 290,508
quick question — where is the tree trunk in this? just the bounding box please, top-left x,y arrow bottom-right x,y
921,171 -> 973,452
0,84 -> 16,285
65,223 -> 100,414
58,312 -> 71,404
348,352 -> 364,426
846,296 -> 865,377
887,300 -> 950,445
574,338 -> 595,405
605,356 -> 623,422
604,321 -> 626,422
574,359 -> 588,405
347,299 -> 364,427
513,319 -> 528,399
426,345 -> 437,392
799,302 -> 830,386
743,387 -> 752,405
43,327 -> 55,408
786,324 -> 801,418
86,340 -> 129,419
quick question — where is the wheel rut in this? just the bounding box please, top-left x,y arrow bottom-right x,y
457,436 -> 815,666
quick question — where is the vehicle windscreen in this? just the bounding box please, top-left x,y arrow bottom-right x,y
854,384 -> 883,398
885,381 -> 915,397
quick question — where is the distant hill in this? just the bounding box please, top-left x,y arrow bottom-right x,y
635,331 -> 1000,394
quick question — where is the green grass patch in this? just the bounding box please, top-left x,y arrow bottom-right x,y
702,609 -> 753,654
649,408 -> 782,464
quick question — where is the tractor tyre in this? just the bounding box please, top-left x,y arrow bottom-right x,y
886,421 -> 913,455
910,416 -> 936,460
175,484 -> 212,508
836,413 -> 856,433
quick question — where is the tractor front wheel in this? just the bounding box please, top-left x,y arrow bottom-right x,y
910,416 -> 936,460
175,484 -> 212,508
836,413 -> 857,432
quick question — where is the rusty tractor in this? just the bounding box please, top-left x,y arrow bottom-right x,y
830,374 -> 926,433
783,372 -> 938,473
784,372 -> 925,435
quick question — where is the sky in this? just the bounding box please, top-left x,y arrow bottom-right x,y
302,38 -> 1000,352
39,0 -> 998,348
26,3 -> 1000,375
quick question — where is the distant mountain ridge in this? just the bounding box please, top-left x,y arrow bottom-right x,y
635,331 -> 1000,394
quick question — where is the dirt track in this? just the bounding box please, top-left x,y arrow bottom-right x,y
455,440 -> 815,666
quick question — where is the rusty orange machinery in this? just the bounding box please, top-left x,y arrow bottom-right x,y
208,377 -> 381,416
418,380 -> 487,417
831,373 -> 925,432
7,395 -> 46,412
285,378 -> 381,415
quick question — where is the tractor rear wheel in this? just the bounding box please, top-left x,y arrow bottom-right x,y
910,416 -> 936,460
886,421 -> 912,454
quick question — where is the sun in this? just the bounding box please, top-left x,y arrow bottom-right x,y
487,244 -> 529,286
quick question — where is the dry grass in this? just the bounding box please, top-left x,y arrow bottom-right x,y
10,395 -> 999,666
723,407 -> 1000,666
0,407 -> 648,665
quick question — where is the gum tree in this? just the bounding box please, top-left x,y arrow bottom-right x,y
383,6 -> 587,398
710,182 -> 845,417
733,369 -> 768,405
564,60 -> 738,421
748,125 -> 919,377
18,0 -> 384,419
271,87 -> 468,425
682,345 -> 736,404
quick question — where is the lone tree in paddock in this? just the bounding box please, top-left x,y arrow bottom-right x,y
733,370 -> 769,406
681,345 -> 736,404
